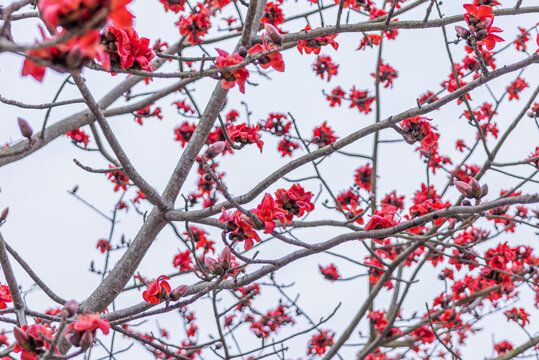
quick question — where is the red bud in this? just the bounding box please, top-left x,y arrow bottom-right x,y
17,118 -> 33,139
454,181 -> 472,198
454,26 -> 470,39
170,285 -> 188,301
62,300 -> 79,317
205,141 -> 226,159
80,330 -> 94,350
13,327 -> 29,347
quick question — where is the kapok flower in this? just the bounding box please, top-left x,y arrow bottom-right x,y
142,275 -> 171,304
365,206 -> 399,231
102,24 -> 155,71
247,36 -> 284,72
65,313 -> 110,349
219,209 -> 261,251
371,61 -> 398,88
504,307 -> 530,327
307,330 -> 334,356
277,138 -> 299,157
14,324 -> 54,359
349,87 -> 375,114
226,123 -> 263,151
215,48 -> 249,93
174,122 -> 196,147
319,264 -> 340,281
275,184 -> 315,223
96,239 -> 111,253
23,28 -> 108,82
65,128 -> 90,148
311,121 -> 337,147
400,116 -> 439,151
312,55 -> 338,81
251,194 -> 287,233
297,25 -> 339,55
159,0 -> 186,13
38,0 -> 133,30
0,284 -> 12,309
354,163 -> 373,192
177,4 -> 211,44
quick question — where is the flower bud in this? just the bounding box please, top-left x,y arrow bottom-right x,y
80,330 -> 94,350
13,327 -> 29,348
264,23 -> 283,45
205,141 -> 226,159
475,29 -> 488,41
462,199 -> 472,206
0,207 -> 8,222
65,331 -> 81,347
17,118 -> 33,139
454,26 -> 470,39
469,178 -> 482,199
62,300 -> 79,317
481,183 -> 488,197
71,185 -> 79,193
204,257 -> 217,272
219,246 -> 231,270
170,285 -> 188,301
237,46 -> 248,57
477,17 -> 492,30
454,181 -> 472,198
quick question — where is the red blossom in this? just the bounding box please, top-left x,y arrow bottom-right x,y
297,25 -> 339,54
371,61 -> 398,88
142,275 -> 172,304
102,24 -> 155,71
173,251 -> 193,271
251,194 -> 287,233
226,123 -> 264,151
277,138 -> 299,156
275,184 -> 315,222
219,208 -> 261,251
177,4 -> 211,44
159,0 -> 186,13
313,55 -> 339,81
312,121 -> 337,147
319,264 -> 340,281
307,330 -> 334,356
96,239 -> 111,253
507,77 -> 529,100
354,163 -> 373,192
349,87 -> 375,114
326,86 -> 346,107
504,307 -> 530,327
174,122 -> 197,147
215,48 -> 249,93
247,36 -> 284,72
261,1 -> 285,27
0,284 -> 12,310
65,129 -> 90,148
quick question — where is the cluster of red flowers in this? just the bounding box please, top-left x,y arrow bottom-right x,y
326,86 -> 376,114
459,4 -> 504,50
307,330 -> 334,356
507,77 -> 529,100
177,4 -> 212,44
246,305 -> 294,338
261,1 -> 285,27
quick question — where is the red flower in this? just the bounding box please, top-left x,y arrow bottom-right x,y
504,307 -> 530,327
215,48 -> 249,93
226,110 -> 239,123
400,116 -> 439,151
354,163 -> 373,191
133,190 -> 146,203
174,122 -> 197,147
219,208 -> 261,251
185,226 -> 214,254
507,77 -> 529,101
159,0 -> 186,13
277,138 -> 299,157
107,167 -> 129,192
326,86 -> 346,107
23,29 -> 108,82
319,264 -> 340,281
173,99 -> 195,115
102,24 -> 155,71
297,25 -> 339,55
418,91 -> 439,106
65,313 -> 110,349
65,128 -> 90,148
307,330 -> 334,356
371,61 -> 398,88
463,4 -> 493,27
142,275 -> 171,304
173,251 -> 193,272
263,113 -> 290,135
357,34 -> 382,50
367,311 -> 388,331
313,55 -> 339,81
412,325 -> 435,344
275,184 -> 315,222
0,284 -> 12,309
247,36 -> 284,72
349,87 -> 375,114
514,27 -> 530,51
312,121 -> 337,147
251,194 -> 287,233
177,4 -> 211,44
134,104 -> 162,125
13,324 -> 53,359
226,123 -> 264,151
381,191 -> 404,210
494,341 -> 513,354
261,1 -> 285,27
38,0 -> 133,30
365,206 -> 399,231
96,239 -> 111,253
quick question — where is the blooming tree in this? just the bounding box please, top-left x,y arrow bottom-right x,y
0,0 -> 538,359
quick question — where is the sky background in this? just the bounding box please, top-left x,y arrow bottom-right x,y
0,0 -> 538,358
